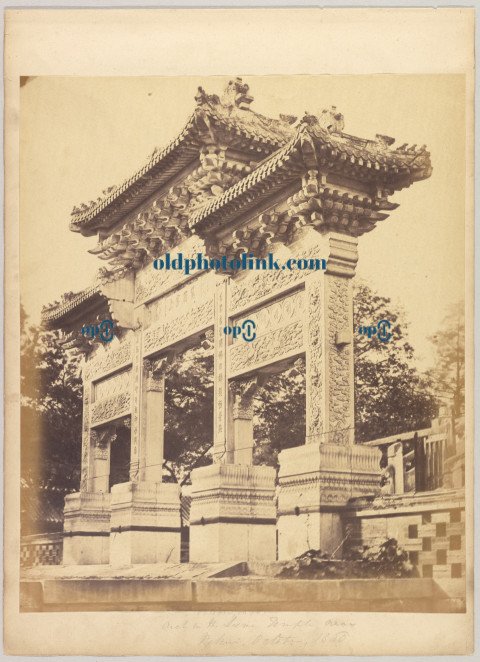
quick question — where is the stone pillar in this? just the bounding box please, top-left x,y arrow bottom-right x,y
90,428 -> 113,493
229,376 -> 265,465
108,351 -> 181,564
189,464 -> 277,563
109,482 -> 181,565
189,285 -> 277,562
277,231 -> 382,559
212,276 -> 229,462
63,492 -> 111,565
141,354 -> 174,482
388,442 -> 405,494
62,376 -> 114,565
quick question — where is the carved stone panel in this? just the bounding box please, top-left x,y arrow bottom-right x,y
305,274 -> 324,443
229,242 -> 321,315
90,392 -> 131,427
228,291 -> 305,377
327,275 -> 353,444
143,298 -> 214,356
135,235 -> 206,304
83,333 -> 133,382
229,319 -> 304,377
93,368 -> 132,402
232,289 -> 304,337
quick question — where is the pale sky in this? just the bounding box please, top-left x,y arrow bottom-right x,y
20,75 -> 465,369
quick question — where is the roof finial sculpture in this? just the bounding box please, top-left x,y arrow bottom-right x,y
221,77 -> 254,110
318,106 -> 345,133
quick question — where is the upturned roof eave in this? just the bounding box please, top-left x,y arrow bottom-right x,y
189,124 -> 432,234
69,111 -> 200,236
41,285 -> 105,330
69,105 -> 291,236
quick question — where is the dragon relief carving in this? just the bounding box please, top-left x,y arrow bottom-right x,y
232,290 -> 304,337
146,274 -> 214,327
93,368 -> 132,402
229,243 -> 321,313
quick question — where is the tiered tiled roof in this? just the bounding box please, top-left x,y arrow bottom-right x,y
70,79 -> 293,236
44,78 -> 432,329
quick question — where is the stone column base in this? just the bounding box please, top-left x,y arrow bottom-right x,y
189,464 -> 277,563
63,492 -> 111,565
277,443 -> 381,560
109,482 -> 181,565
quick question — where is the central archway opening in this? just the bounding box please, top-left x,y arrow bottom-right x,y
253,357 -> 306,467
109,419 -> 131,490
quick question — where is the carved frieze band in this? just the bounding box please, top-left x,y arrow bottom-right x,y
143,298 -> 214,356
90,391 -> 131,426
229,319 -> 304,377
135,235 -> 206,303
83,334 -> 133,382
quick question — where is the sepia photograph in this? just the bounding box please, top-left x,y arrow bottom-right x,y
18,73 -> 467,612
4,7 -> 474,657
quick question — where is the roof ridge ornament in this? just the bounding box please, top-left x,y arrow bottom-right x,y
318,106 -> 345,134
221,77 -> 254,110
195,86 -> 220,107
375,133 -> 396,149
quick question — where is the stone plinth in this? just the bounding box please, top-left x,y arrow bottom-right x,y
63,492 -> 111,565
109,481 -> 181,565
277,443 -> 381,559
189,464 -> 277,563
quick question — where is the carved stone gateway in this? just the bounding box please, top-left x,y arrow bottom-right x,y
42,78 -> 431,565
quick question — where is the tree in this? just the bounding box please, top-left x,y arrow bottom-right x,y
253,359 -> 306,467
163,344 -> 214,484
252,281 -> 437,465
21,304 -> 83,534
427,301 -> 465,416
353,281 -> 437,441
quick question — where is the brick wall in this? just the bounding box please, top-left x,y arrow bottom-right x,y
344,489 -> 465,580
21,532 -> 63,567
